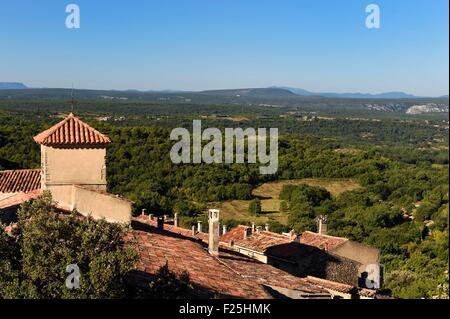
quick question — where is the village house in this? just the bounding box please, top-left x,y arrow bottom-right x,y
218,217 -> 383,290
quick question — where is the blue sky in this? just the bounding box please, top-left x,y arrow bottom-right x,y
0,0 -> 448,96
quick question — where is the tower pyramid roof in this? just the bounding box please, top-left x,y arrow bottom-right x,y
33,113 -> 111,146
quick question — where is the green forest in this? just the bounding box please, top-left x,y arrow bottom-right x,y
0,107 -> 448,299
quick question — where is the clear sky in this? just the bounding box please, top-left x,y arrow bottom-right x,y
0,0 -> 448,96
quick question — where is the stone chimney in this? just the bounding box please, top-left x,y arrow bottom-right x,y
244,227 -> 252,239
289,230 -> 297,240
148,213 -> 154,221
265,223 -> 270,232
256,226 -> 262,233
318,215 -> 328,235
141,208 -> 147,216
251,222 -> 256,233
222,224 -> 227,235
208,209 -> 220,256
174,213 -> 179,227
282,229 -> 297,240
197,221 -> 202,233
191,225 -> 196,236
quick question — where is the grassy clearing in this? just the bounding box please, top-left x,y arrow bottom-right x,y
431,164 -> 449,169
214,178 -> 361,225
252,178 -> 361,198
211,200 -> 288,224
333,148 -> 362,155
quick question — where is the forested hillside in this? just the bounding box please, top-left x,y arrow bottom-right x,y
0,108 -> 448,299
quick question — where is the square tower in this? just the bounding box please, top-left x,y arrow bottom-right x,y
33,113 -> 112,206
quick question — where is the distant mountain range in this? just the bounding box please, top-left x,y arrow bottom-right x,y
271,86 -> 421,99
0,82 -> 29,90
0,82 -> 447,100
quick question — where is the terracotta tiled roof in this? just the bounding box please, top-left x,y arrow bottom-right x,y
0,169 -> 41,193
126,224 -> 273,299
299,231 -> 349,251
130,217 -> 338,299
217,250 -> 331,297
0,189 -> 43,209
220,225 -> 293,254
304,276 -> 356,294
219,225 -> 247,242
134,215 -> 208,242
33,113 -> 111,146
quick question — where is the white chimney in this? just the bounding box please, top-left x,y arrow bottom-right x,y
174,213 -> 179,227
289,230 -> 296,240
283,230 -> 297,240
141,208 -> 147,216
148,213 -> 154,220
222,224 -> 227,235
251,222 -> 256,233
208,209 -> 220,256
265,223 -> 269,231
197,221 -> 202,233
318,215 -> 328,235
191,225 -> 196,236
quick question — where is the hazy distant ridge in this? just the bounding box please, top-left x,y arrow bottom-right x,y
273,86 -> 421,99
1,82 -> 447,100
0,82 -> 28,90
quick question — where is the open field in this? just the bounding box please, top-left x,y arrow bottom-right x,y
212,200 -> 288,224
215,178 -> 362,224
431,164 -> 449,169
252,178 -> 362,198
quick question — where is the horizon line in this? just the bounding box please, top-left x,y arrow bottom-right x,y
1,82 -> 449,98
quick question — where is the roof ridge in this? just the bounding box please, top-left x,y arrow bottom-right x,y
303,230 -> 348,241
0,168 -> 41,173
305,276 -> 355,292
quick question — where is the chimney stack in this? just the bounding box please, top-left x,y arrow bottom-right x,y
256,226 -> 262,233
289,229 -> 296,240
197,221 -> 202,233
222,224 -> 227,235
251,222 -> 256,233
318,215 -> 328,235
156,216 -> 164,230
191,225 -> 196,236
174,213 -> 179,227
265,223 -> 270,232
208,209 -> 220,256
244,227 -> 252,239
141,208 -> 147,216
148,213 -> 154,221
